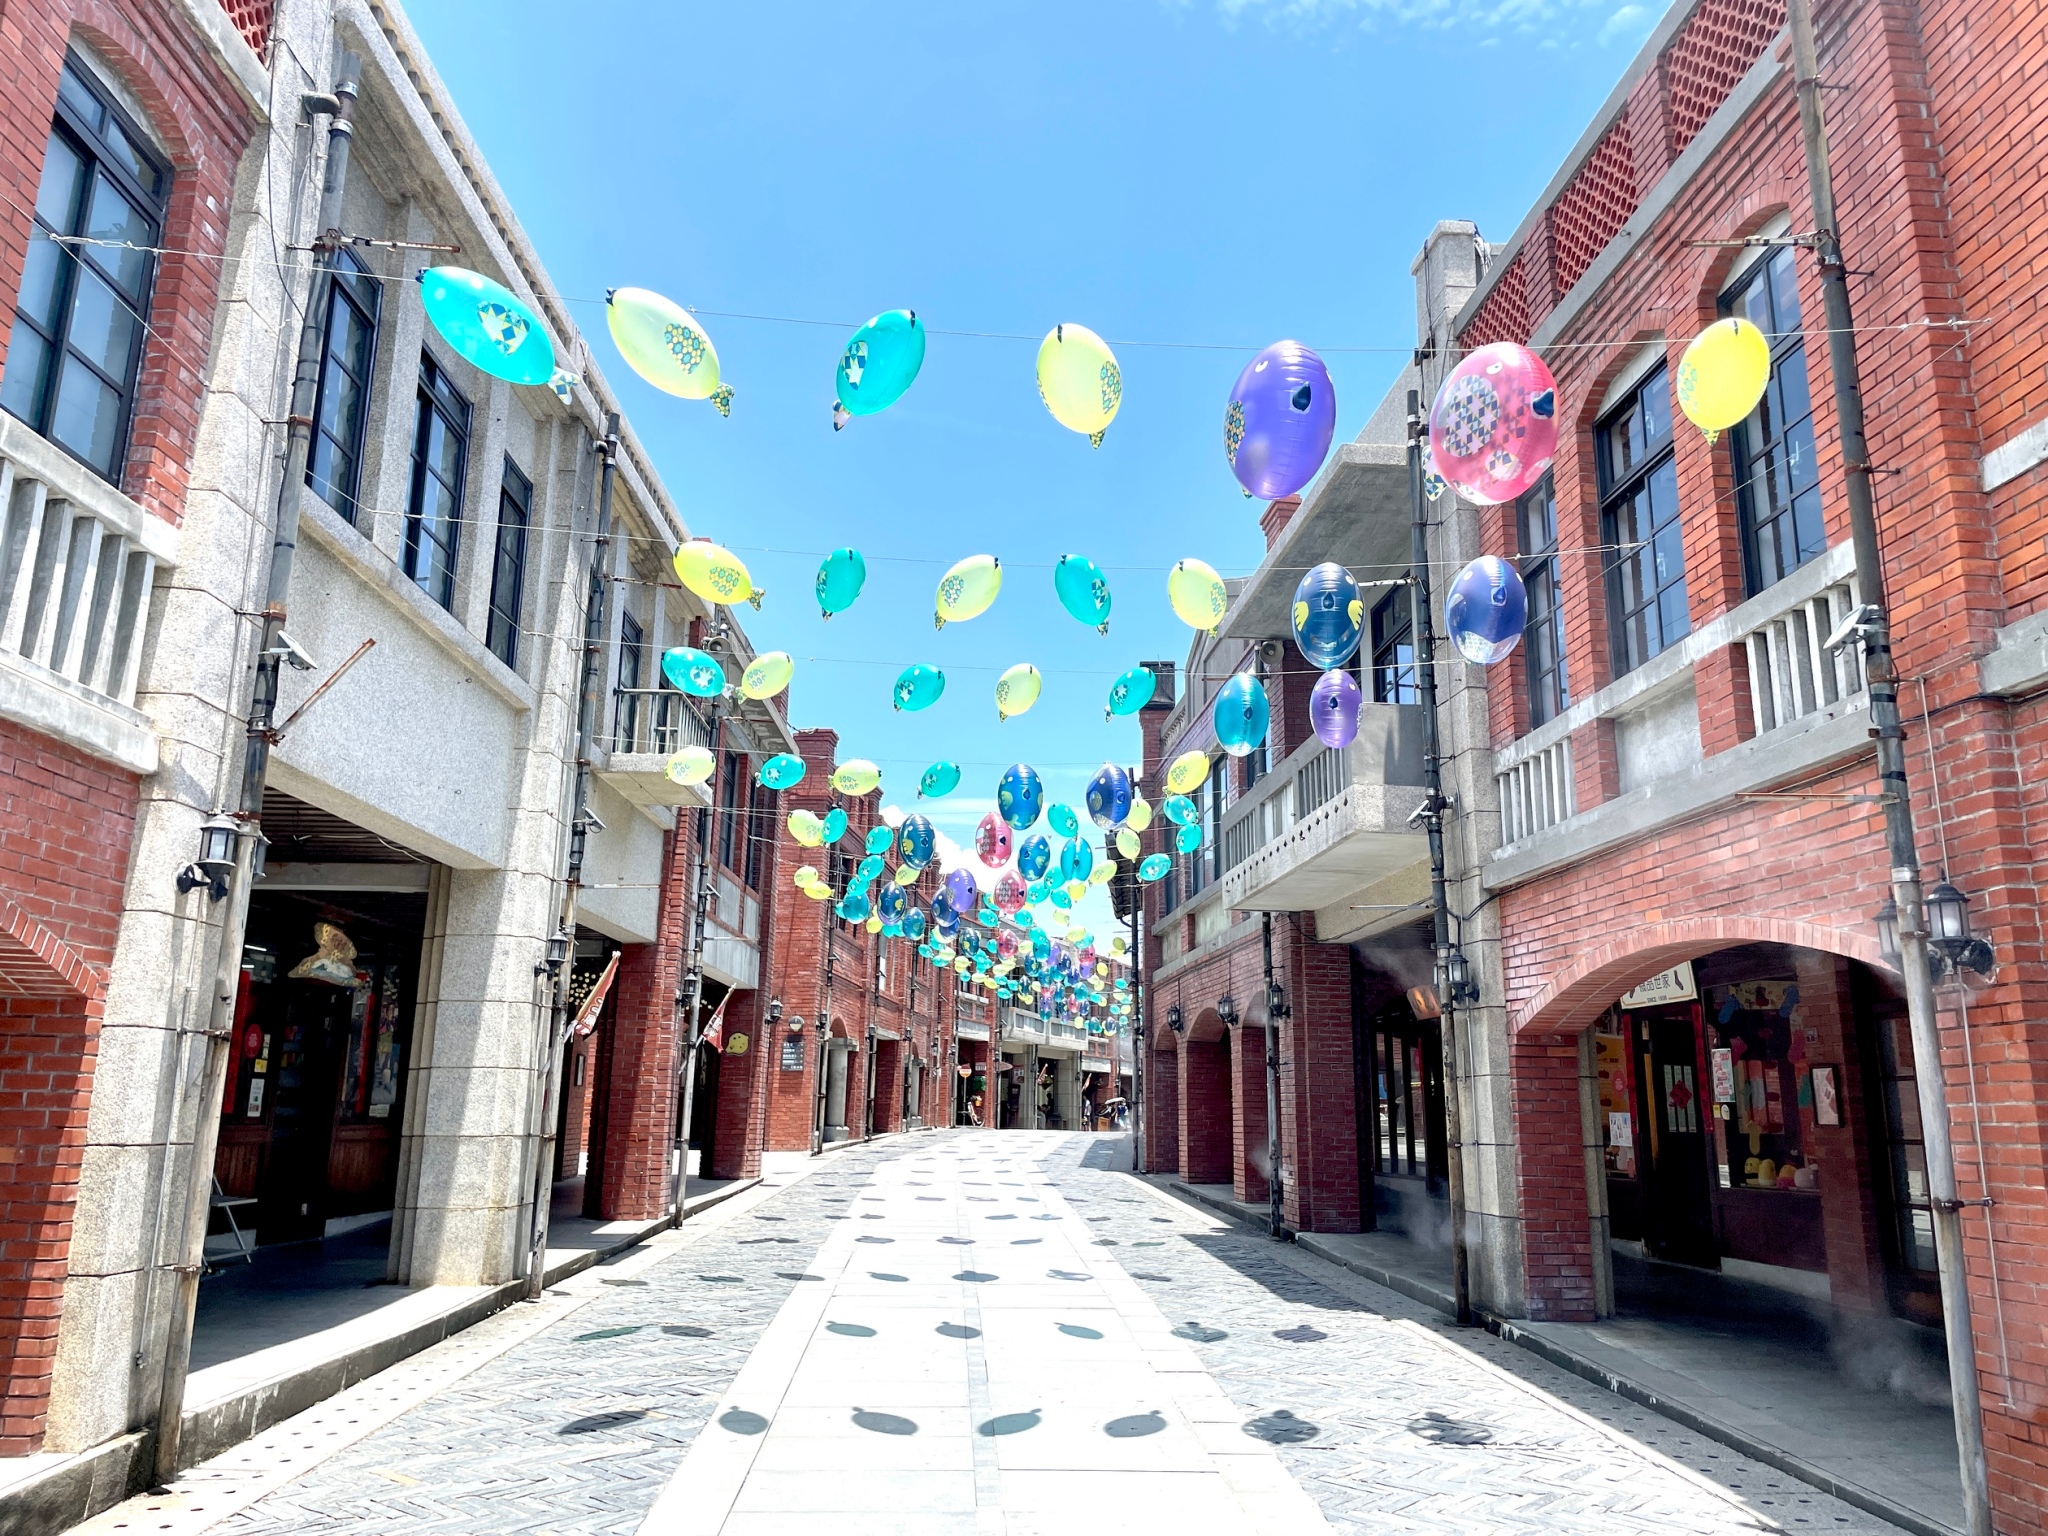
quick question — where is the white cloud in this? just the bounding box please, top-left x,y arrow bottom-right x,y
1596,1 -> 1650,41
1199,0 -> 1665,42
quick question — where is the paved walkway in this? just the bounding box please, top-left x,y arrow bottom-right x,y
73,1133 -> 1920,1536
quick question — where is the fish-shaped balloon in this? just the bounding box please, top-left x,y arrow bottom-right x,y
1105,664 -> 1156,719
606,287 -> 732,412
893,663 -> 945,712
758,753 -> 807,790
834,309 -> 925,425
673,540 -> 763,609
1036,323 -> 1121,447
664,746 -> 714,786
1291,562 -> 1364,670
815,547 -> 866,618
787,809 -> 825,847
821,807 -> 850,844
919,760 -> 962,798
995,663 -> 1041,720
1085,763 -> 1133,828
935,554 -> 1002,629
418,268 -> 555,387
739,651 -> 793,701
660,646 -> 726,698
1166,750 -> 1210,796
831,760 -> 882,796
1168,558 -> 1228,635
1053,554 -> 1112,633
997,763 -> 1044,831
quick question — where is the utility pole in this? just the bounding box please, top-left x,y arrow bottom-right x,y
1782,1 -> 1988,1525
1128,893 -> 1144,1172
671,685 -> 725,1223
525,414 -> 619,1300
151,66 -> 360,1484
1407,388 -> 1473,1328
1260,912 -> 1289,1237
812,831 -> 837,1155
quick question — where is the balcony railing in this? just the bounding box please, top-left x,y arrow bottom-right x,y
0,414 -> 178,773
608,686 -> 710,758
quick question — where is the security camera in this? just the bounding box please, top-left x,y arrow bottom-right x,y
1824,603 -> 1880,657
273,631 -> 318,672
578,809 -> 607,836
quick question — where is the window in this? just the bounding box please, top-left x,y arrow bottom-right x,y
1370,590 -> 1417,704
1598,363 -> 1686,675
404,354 -> 469,610
307,250 -> 380,523
1725,248 -> 1823,593
1206,757 -> 1228,883
1517,474 -> 1569,726
485,458 -> 529,666
2,56 -> 170,482
717,751 -> 743,872
616,612 -> 645,751
743,777 -> 769,890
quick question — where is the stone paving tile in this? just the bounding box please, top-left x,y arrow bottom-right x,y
1042,1135 -> 1911,1536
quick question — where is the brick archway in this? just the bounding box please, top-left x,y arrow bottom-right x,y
0,899 -> 106,1001
1180,1025 -> 1231,1185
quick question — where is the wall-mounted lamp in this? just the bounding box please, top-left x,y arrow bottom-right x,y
176,813 -> 239,901
537,928 -> 572,979
1266,979 -> 1290,1021
1217,994 -> 1239,1028
1437,945 -> 1480,1008
1165,1004 -> 1184,1035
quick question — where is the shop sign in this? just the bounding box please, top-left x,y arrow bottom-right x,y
1710,1046 -> 1736,1102
779,1035 -> 805,1071
1081,1056 -> 1112,1072
1620,961 -> 1697,1010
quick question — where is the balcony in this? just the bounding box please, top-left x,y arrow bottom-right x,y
702,866 -> 761,989
0,414 -> 178,775
1218,706 -> 1431,926
595,685 -> 712,811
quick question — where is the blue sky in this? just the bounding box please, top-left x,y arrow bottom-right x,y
407,0 -> 1667,933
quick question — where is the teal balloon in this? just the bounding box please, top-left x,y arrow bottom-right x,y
816,547 -> 867,618
1053,554 -> 1112,633
1106,664 -> 1156,719
835,309 -> 925,418
858,854 -> 885,880
1213,672 -> 1270,758
660,646 -> 726,698
837,892 -> 871,923
1050,886 -> 1073,910
1163,794 -> 1198,826
893,663 -> 945,712
919,761 -> 962,799
1048,803 -> 1080,838
1175,823 -> 1204,854
879,884 -> 909,920
864,824 -> 893,855
1059,837 -> 1094,883
821,807 -> 849,844
1026,878 -> 1051,904
418,267 -> 555,386
758,753 -> 806,790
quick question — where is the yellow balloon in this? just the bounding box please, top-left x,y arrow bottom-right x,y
1088,860 -> 1115,885
803,881 -> 832,901
664,745 -> 714,785
934,554 -> 1002,629
865,915 -> 883,934
673,540 -> 763,609
1166,749 -> 1210,796
740,650 -> 793,700
605,287 -> 732,413
1168,558 -> 1229,634
831,759 -> 882,796
793,864 -> 819,888
788,809 -> 825,847
1125,795 -> 1153,833
894,862 -> 921,886
1115,828 -> 1141,860
1110,936 -> 1128,956
1064,880 -> 1088,902
1036,323 -> 1122,446
1677,318 -> 1770,440
995,663 -> 1042,720
953,956 -> 970,972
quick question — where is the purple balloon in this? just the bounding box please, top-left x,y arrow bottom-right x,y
945,867 -> 979,914
1311,667 -> 1362,749
1225,341 -> 1338,501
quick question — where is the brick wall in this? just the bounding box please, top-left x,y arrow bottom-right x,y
1230,1024 -> 1268,1204
1179,1034 -> 1232,1185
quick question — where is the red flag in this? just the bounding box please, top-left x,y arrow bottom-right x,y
699,992 -> 732,1052
570,951 -> 621,1040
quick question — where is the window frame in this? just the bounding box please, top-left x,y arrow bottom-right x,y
485,456 -> 530,667
1370,589 -> 1417,705
306,248 -> 381,524
1597,362 -> 1687,677
717,751 -> 743,873
403,352 -> 470,611
1723,247 -> 1825,596
1516,473 -> 1569,727
1,54 -> 171,484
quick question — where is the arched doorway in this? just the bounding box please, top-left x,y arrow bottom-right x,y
1146,1026 -> 1179,1170
1180,1010 -> 1231,1185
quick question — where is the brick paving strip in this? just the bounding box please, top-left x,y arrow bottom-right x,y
74,1133 -> 1919,1536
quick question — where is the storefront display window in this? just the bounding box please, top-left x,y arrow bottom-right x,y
1703,977 -> 1819,1194
1593,1026 -> 1636,1178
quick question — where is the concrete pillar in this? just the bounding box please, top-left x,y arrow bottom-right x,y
1232,1025 -> 1269,1204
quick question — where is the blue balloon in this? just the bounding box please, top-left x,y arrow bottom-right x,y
1048,803 -> 1079,838
893,663 -> 946,712
660,646 -> 727,698
1053,553 -> 1113,633
835,309 -> 925,420
815,547 -> 867,618
1105,664 -> 1156,719
879,884 -> 909,920
903,911 -> 927,942
897,813 -> 937,870
1059,837 -> 1094,883
857,854 -> 885,881
1026,878 -> 1051,905
919,761 -> 962,798
997,763 -> 1044,832
758,753 -> 806,790
1162,793 -> 1198,826
1445,556 -> 1529,665
1291,561 -> 1364,670
1212,673 -> 1269,759
837,892 -> 871,923
864,824 -> 894,854
1085,763 -> 1132,829
1018,833 -> 1052,881
821,807 -> 849,844
1175,823 -> 1204,854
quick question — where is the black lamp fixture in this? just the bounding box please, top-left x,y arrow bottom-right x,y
1873,894 -> 1902,970
1217,994 -> 1239,1028
176,813 -> 239,901
538,928 -> 572,979
1165,1003 -> 1184,1036
1874,883 -> 1994,979
768,998 -> 786,1029
1266,979 -> 1291,1021
1437,944 -> 1481,1008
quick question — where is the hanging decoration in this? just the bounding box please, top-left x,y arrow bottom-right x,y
1105,664 -> 1156,719
788,809 -> 826,847
1059,837 -> 1095,883
863,824 -> 894,855
997,763 -> 1044,831
919,760 -> 962,798
1047,803 -> 1080,838
660,646 -> 726,697
758,753 -> 807,790
1212,673 -> 1269,758
821,807 -> 849,843
1445,556 -> 1530,665
994,872 -> 1028,915
606,287 -> 733,414
418,268 -> 556,386
815,547 -> 867,618
897,813 -> 936,870
1168,559 -> 1229,636
1310,667 -> 1363,750
975,812 -> 1013,867
1165,750 -> 1210,796
739,651 -> 793,700
1018,833 -> 1053,881
664,745 -> 714,786
1036,323 -> 1122,447
1175,823 -> 1205,854
1053,554 -> 1113,633
673,540 -> 764,609
1224,340 -> 1337,500
833,309 -> 925,428
934,554 -> 1003,629
1291,562 -> 1364,670
893,663 -> 946,712
945,869 -> 979,912
995,663 -> 1042,720
1677,318 -> 1770,443
1125,795 -> 1153,833
1115,827 -> 1141,860
1427,341 -> 1557,506
831,759 -> 882,795
1085,763 -> 1133,828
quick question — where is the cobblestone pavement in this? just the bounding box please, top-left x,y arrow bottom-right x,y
76,1132 -> 1914,1535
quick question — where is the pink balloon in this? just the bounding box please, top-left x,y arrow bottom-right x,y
1428,342 -> 1557,506
995,872 -> 1028,915
975,811 -> 1013,868
1311,667 -> 1362,749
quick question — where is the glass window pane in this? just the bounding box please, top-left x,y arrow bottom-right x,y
1768,248 -> 1802,331
84,174 -> 152,299
0,326 -> 55,422
66,267 -> 140,377
101,119 -> 163,200
50,354 -> 122,473
35,133 -> 86,231
15,233 -> 68,331
58,66 -> 105,132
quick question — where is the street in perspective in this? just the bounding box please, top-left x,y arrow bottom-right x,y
0,0 -> 2043,1532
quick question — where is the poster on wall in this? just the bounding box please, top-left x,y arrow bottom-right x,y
1620,961 -> 1697,1009
1812,1065 -> 1841,1126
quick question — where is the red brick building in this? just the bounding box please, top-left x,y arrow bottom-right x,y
0,0 -> 261,1454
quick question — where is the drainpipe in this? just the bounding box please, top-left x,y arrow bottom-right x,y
1260,912 -> 1289,1238
811,842 -> 836,1154
1130,899 -> 1144,1173
1783,0 -> 1989,1525
671,688 -> 724,1223
150,68 -> 359,1485
1407,388 -> 1474,1328
524,415 -> 618,1300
